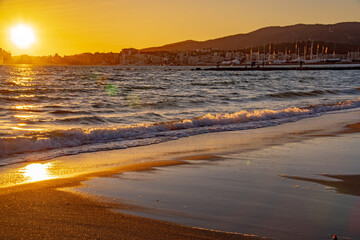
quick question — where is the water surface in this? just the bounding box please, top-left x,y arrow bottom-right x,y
0,65 -> 359,165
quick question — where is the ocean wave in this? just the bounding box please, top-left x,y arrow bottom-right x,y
0,95 -> 70,104
50,110 -> 91,115
268,88 -> 360,99
1,97 -> 360,163
55,116 -> 107,124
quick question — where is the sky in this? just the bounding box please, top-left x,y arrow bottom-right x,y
0,0 -> 360,56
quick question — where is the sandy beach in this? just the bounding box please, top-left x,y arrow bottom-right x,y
0,109 -> 359,239
0,163 -> 269,240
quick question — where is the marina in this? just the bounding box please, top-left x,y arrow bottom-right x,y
194,64 -> 360,71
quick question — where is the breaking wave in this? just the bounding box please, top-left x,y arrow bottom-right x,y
1,97 -> 360,165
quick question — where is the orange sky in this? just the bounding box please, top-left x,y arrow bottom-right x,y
1,0 -> 360,56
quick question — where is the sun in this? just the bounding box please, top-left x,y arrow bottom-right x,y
10,24 -> 36,49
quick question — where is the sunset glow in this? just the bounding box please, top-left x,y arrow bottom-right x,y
0,0 -> 359,56
10,24 -> 36,49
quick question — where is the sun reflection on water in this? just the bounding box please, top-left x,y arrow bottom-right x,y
14,105 -> 37,110
13,115 -> 36,119
5,65 -> 45,134
12,126 -> 42,131
11,112 -> 42,131
22,163 -> 54,183
14,94 -> 36,98
9,65 -> 36,87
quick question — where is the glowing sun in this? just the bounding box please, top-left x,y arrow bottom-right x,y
10,24 -> 36,49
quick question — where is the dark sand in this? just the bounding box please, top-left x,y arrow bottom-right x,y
284,174 -> 360,197
340,122 -> 360,134
0,161 -> 270,240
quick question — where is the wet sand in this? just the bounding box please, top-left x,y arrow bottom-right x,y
0,161 -> 269,240
283,174 -> 360,197
339,122 -> 360,134
73,133 -> 360,240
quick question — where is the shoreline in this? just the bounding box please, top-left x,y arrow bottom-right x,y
70,111 -> 360,239
2,109 -> 359,189
0,109 -> 359,239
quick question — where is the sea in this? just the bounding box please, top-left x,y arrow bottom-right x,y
0,64 -> 360,167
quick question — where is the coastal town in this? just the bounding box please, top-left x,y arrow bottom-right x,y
1,42 -> 360,66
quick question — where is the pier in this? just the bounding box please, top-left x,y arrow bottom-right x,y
193,65 -> 360,71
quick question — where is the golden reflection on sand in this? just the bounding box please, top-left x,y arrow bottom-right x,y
21,163 -> 54,183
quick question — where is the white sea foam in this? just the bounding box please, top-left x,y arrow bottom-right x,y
0,97 -> 359,164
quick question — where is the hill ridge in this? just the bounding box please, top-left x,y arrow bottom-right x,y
142,22 -> 360,52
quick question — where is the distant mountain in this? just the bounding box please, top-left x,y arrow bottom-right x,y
142,22 -> 360,52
